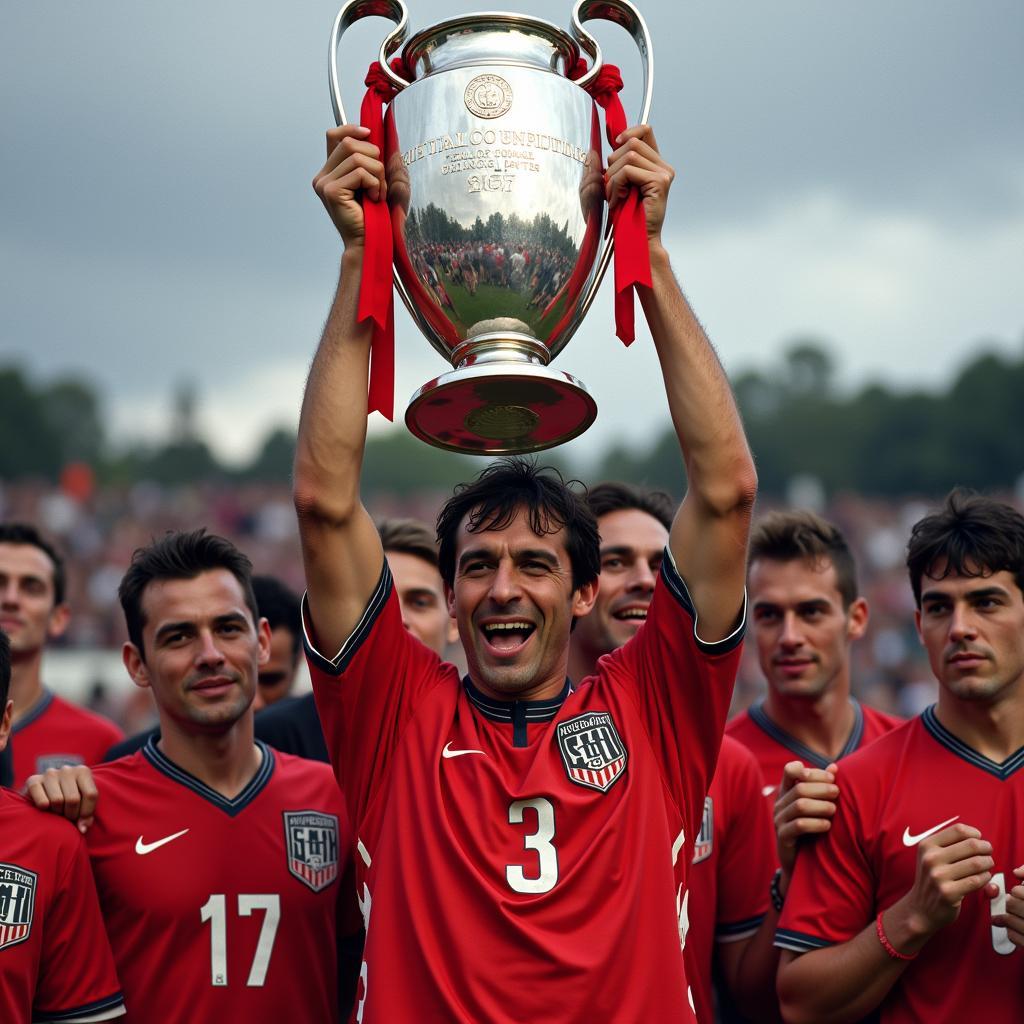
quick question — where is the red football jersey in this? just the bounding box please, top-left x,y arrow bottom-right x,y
726,697 -> 901,799
685,735 -> 775,1024
11,691 -> 124,789
0,788 -> 124,1023
87,740 -> 356,1024
777,707 -> 1024,1023
307,554 -> 745,1023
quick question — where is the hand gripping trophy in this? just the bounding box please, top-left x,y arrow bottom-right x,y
330,0 -> 653,454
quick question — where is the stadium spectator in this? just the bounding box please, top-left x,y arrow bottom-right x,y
776,490 -> 1024,1023
298,121 -> 755,1020
28,530 -> 360,1022
570,482 -> 779,1023
0,522 -> 122,787
0,628 -> 126,1023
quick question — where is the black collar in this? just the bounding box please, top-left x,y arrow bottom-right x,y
922,705 -> 1024,780
464,677 -> 571,747
749,698 -> 865,769
10,688 -> 54,734
142,736 -> 276,816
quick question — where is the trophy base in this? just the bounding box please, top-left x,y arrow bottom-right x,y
406,361 -> 597,455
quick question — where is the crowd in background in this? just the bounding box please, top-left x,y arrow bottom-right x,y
0,476 -> 986,733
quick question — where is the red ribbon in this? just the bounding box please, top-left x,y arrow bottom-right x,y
357,60 -> 403,419
570,60 -> 652,346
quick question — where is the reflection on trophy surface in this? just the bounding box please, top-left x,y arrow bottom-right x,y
330,0 -> 653,453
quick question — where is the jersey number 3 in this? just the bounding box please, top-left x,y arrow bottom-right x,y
199,893 -> 281,986
506,798 -> 559,894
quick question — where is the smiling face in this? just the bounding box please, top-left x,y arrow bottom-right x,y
123,569 -> 270,735
916,565 -> 1024,706
0,543 -> 69,659
446,506 -> 596,701
748,556 -> 868,701
572,509 -> 668,667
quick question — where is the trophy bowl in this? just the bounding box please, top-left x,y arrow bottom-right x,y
330,0 -> 652,453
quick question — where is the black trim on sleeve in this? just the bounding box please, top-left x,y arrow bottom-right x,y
659,548 -> 746,655
774,928 -> 836,953
302,561 -> 392,677
922,704 -> 1024,780
715,913 -> 766,942
33,990 -> 126,1022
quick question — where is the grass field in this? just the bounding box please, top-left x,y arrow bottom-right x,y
440,274 -> 568,336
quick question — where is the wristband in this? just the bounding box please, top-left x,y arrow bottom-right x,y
770,868 -> 785,912
875,911 -> 918,961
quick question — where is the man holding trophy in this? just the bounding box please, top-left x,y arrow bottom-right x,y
294,3 -> 756,1019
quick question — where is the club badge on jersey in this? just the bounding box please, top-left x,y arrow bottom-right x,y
35,754 -> 84,774
692,797 -> 714,864
556,712 -> 628,793
284,811 -> 340,892
0,863 -> 36,951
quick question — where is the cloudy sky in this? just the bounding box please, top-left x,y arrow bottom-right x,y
3,0 -> 1021,466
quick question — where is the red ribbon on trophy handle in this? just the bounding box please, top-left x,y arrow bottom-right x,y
357,60 -> 405,421
570,60 -> 652,346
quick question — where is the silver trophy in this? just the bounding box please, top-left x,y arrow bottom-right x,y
330,0 -> 652,453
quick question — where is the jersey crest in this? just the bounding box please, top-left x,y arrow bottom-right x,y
692,796 -> 714,864
556,711 -> 628,793
0,863 -> 36,950
283,811 -> 339,892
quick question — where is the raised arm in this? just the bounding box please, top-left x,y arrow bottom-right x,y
607,127 -> 756,641
294,125 -> 389,655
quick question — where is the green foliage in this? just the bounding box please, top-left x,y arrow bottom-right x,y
589,338 -> 1024,499
3,335 -> 1022,498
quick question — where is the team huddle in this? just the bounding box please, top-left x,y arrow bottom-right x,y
1,122 -> 1021,1023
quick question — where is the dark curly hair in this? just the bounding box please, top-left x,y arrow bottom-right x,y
436,458 -> 600,590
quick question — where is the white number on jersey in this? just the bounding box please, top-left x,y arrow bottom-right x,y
199,893 -> 281,986
989,872 -> 1017,956
506,798 -> 559,894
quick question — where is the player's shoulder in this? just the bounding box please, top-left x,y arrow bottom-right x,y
860,702 -> 905,736
91,748 -> 151,792
724,707 -> 756,740
270,748 -> 341,792
0,786 -> 87,859
47,693 -> 123,739
835,714 -> 922,785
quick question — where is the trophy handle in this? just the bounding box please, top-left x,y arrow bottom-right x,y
329,0 -> 411,126
569,0 -> 654,323
329,1 -> 421,334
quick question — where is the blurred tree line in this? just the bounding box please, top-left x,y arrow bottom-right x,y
2,337 -> 1022,499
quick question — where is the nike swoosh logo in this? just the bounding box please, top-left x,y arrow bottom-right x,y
762,785 -> 777,797
442,742 -> 485,759
135,828 -> 190,855
902,815 -> 960,847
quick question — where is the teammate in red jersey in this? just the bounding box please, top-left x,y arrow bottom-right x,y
29,531 -> 358,1023
0,523 -> 123,788
296,123 -> 756,1021
0,629 -> 126,1023
569,482 -> 778,1024
776,490 -> 1024,1023
726,511 -> 902,920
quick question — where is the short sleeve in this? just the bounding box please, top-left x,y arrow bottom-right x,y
304,560 -> 453,828
34,832 -> 125,1022
715,742 -> 774,942
776,781 -> 875,953
599,550 -> 745,838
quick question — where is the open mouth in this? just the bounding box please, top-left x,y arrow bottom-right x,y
481,620 -> 536,654
613,606 -> 648,624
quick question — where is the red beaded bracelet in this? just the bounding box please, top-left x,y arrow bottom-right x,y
876,912 -> 918,961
